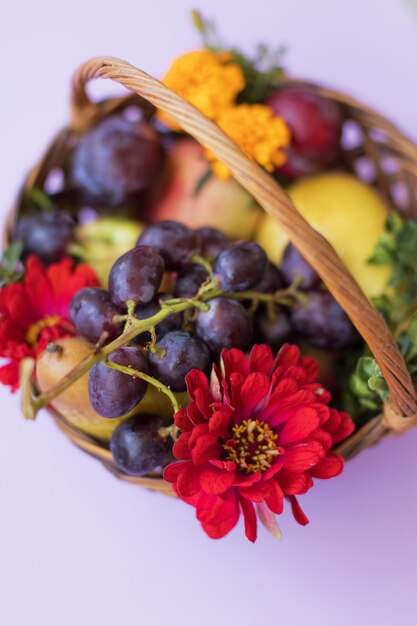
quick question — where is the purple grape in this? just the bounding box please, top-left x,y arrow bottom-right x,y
110,414 -> 172,476
255,310 -> 292,350
253,261 -> 284,293
136,221 -> 200,270
148,331 -> 211,392
89,346 -> 149,418
291,290 -> 358,350
16,210 -> 74,264
196,298 -> 253,356
195,227 -> 229,262
214,241 -> 267,292
71,114 -> 164,206
281,243 -> 320,290
173,265 -> 209,298
109,246 -> 164,307
134,294 -> 183,345
69,288 -> 123,344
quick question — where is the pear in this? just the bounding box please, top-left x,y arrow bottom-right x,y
36,336 -> 188,443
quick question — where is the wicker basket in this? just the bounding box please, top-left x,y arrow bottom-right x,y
6,56 -> 417,497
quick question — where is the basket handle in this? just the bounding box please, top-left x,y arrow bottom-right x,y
70,56 -> 417,420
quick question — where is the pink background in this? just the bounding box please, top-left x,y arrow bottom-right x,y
1,1 -> 417,624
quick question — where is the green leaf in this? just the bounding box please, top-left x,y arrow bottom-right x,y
193,168 -> 213,196
407,313 -> 417,344
2,240 -> 24,269
0,241 -> 24,287
27,187 -> 52,209
191,11 -> 285,104
348,356 -> 389,413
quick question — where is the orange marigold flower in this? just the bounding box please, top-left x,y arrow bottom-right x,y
159,50 -> 245,130
206,103 -> 291,179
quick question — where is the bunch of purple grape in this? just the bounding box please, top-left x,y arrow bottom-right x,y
67,219 -> 358,477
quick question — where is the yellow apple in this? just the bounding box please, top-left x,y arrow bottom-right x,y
256,172 -> 391,298
36,336 -> 189,443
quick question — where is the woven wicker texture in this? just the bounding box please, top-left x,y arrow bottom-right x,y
7,57 -> 417,492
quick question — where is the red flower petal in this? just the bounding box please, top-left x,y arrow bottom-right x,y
0,361 -> 21,391
299,356 -> 320,382
265,479 -> 284,514
190,435 -> 222,465
186,401 -> 207,427
208,408 -> 232,439
310,428 -> 333,451
172,432 -> 192,460
210,459 -> 237,472
273,343 -> 301,370
6,284 -> 35,330
239,480 -> 275,503
197,491 -> 241,539
185,369 -> 212,416
163,461 -> 185,483
260,388 -> 316,426
174,407 -> 193,432
248,344 -> 274,375
277,406 -> 321,445
233,472 -> 263,487
263,462 -> 283,480
177,463 -> 202,497
238,372 -> 271,421
309,453 -> 344,479
278,469 -> 313,495
279,441 -> 325,472
239,496 -> 257,543
288,495 -> 309,526
330,411 -> 355,444
322,407 -> 341,433
199,466 -> 236,494
221,348 -> 250,379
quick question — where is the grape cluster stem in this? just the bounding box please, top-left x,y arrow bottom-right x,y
20,281 -> 301,421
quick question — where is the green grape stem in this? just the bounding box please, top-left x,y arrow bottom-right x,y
104,360 -> 180,417
21,281 -> 301,420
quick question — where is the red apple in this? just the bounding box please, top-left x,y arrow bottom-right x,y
149,139 -> 262,240
267,86 -> 343,178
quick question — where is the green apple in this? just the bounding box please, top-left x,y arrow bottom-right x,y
71,217 -> 145,287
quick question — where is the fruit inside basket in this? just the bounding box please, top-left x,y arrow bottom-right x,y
3,13 -> 417,542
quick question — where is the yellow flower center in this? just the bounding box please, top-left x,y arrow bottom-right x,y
25,315 -> 62,347
223,419 -> 279,473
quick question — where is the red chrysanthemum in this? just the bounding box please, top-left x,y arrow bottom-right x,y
164,343 -> 354,542
0,255 -> 99,390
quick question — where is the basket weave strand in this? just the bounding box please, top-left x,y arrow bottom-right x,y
70,56 -> 417,419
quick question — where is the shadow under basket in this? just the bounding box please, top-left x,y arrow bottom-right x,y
6,56 -> 417,496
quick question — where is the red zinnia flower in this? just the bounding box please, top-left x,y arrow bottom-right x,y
164,343 -> 354,542
0,255 -> 99,390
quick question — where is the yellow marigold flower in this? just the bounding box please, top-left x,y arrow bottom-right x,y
206,104 -> 291,179
159,50 -> 245,130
